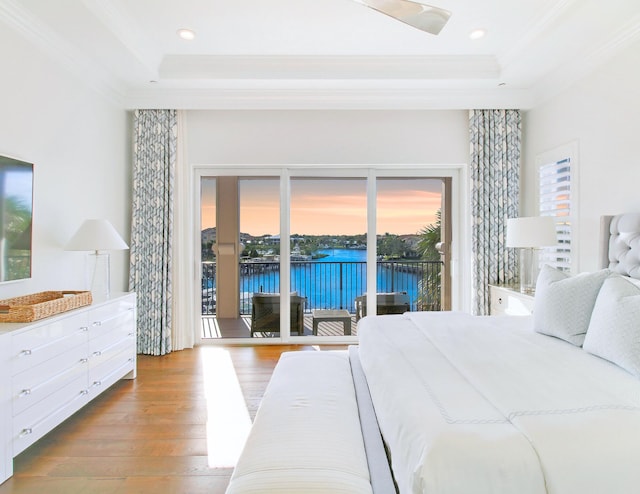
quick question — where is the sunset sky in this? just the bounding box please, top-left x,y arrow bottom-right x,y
201,178 -> 441,236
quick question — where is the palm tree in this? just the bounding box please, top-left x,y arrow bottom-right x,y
416,209 -> 441,310
2,195 -> 32,280
417,209 -> 442,259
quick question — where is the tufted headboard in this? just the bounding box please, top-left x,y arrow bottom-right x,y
599,213 -> 640,280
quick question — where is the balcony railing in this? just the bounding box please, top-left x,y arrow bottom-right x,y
202,260 -> 442,316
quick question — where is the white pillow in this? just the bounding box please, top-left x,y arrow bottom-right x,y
533,265 -> 610,346
583,275 -> 640,377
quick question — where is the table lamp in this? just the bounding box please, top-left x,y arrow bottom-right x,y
506,216 -> 557,294
66,219 -> 129,298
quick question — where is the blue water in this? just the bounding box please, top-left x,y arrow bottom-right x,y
316,249 -> 366,262
238,249 -> 420,313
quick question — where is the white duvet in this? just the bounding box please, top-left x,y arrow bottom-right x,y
358,312 -> 640,494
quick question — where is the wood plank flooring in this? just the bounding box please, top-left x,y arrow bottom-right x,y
0,344 -> 345,494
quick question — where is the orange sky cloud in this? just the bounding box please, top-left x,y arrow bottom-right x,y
201,177 -> 441,236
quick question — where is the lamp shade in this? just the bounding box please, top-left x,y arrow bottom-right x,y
506,217 -> 557,248
66,219 -> 129,252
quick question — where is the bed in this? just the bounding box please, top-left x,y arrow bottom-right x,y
227,213 -> 640,494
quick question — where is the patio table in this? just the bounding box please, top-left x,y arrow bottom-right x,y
312,309 -> 352,336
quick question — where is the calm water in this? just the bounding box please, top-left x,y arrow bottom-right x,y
316,248 -> 366,262
239,249 -> 421,312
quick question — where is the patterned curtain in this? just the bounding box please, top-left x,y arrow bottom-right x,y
130,109 -> 177,355
469,109 -> 520,315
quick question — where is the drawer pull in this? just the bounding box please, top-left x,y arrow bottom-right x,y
80,358 -> 89,364
19,428 -> 33,437
95,358 -> 135,384
498,297 -> 503,304
93,380 -> 102,387
93,337 -> 131,356
17,327 -> 88,356
81,326 -> 89,332
19,389 -> 89,439
18,360 -> 86,397
94,311 -> 131,326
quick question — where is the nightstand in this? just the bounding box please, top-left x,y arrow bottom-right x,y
489,285 -> 534,316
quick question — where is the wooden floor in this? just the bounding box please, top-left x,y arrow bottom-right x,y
0,345 -> 345,494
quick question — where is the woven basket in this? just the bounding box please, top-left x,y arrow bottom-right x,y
0,291 -> 93,323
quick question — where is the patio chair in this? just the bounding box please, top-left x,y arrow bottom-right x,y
354,291 -> 410,321
251,292 -> 305,337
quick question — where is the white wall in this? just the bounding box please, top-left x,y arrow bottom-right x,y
185,109 -> 470,312
522,38 -> 640,273
0,26 -> 130,300
186,110 -> 469,165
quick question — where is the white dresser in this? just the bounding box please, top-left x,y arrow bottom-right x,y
0,292 -> 136,484
489,285 -> 535,316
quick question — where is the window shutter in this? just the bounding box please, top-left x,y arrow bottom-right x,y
539,158 -> 572,272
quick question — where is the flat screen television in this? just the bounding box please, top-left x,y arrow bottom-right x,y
0,155 -> 33,282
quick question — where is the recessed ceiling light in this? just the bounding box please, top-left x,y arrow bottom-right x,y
177,28 -> 196,41
469,29 -> 486,40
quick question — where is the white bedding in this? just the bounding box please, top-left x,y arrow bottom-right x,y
358,311 -> 640,494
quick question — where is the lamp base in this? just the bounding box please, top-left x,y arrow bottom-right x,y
87,251 -> 111,299
518,248 -> 538,294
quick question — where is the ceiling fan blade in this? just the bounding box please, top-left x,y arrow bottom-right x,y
354,0 -> 451,35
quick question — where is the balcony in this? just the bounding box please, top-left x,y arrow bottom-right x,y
201,259 -> 442,338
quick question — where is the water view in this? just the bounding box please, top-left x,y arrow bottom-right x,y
202,248 -> 441,315
200,176 -> 445,321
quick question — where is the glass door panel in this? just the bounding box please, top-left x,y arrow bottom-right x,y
374,178 -> 445,318
200,176 -> 281,339
239,178 -> 281,338
290,178 -> 367,337
201,177 -> 217,316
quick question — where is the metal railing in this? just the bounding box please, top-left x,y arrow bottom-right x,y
202,260 -> 442,315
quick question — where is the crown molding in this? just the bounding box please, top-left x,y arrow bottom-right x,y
5,0 -> 635,112
0,0 -> 125,106
531,12 -> 640,106
124,86 -> 533,111
81,0 -> 161,80
159,54 -> 501,81
498,0 -> 578,68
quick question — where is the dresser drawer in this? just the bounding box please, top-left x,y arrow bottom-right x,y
2,292 -> 136,481
88,346 -> 135,398
89,333 -> 134,375
489,285 -> 534,316
12,344 -> 88,416
89,320 -> 135,357
88,299 -> 135,336
11,313 -> 89,374
12,374 -> 89,455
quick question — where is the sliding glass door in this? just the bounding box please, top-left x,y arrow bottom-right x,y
196,167 -> 457,342
200,177 -> 217,333
373,178 -> 448,319
238,178 -> 281,338
289,178 -> 367,337
200,176 -> 281,339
